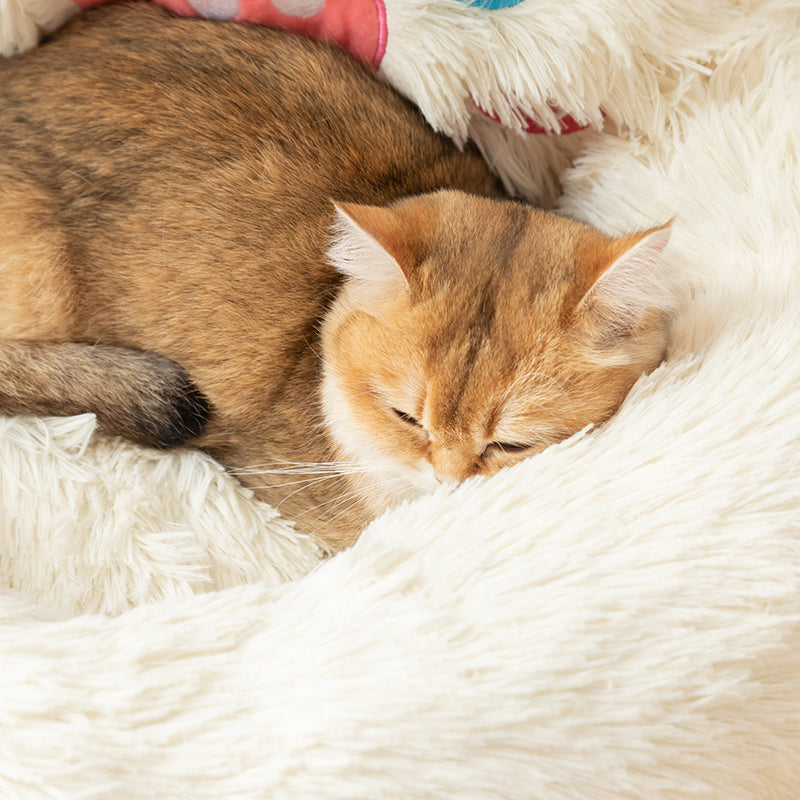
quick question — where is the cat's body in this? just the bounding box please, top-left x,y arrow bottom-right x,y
0,2 -> 673,548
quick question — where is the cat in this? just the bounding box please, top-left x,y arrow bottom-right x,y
0,1 -> 674,549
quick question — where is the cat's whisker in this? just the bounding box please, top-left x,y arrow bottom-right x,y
302,473 -> 413,519
245,469 -> 358,500
302,475 -> 412,533
503,396 -> 570,425
3,2 -> 673,553
301,333 -> 322,361
274,470 -> 367,510
240,457 -> 413,522
315,473 -> 408,509
241,473 -> 365,490
232,460 -> 371,477
496,369 -> 532,405
234,465 -> 341,475
233,456 -> 360,469
247,478 -> 330,490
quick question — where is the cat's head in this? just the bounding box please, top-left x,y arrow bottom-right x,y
321,190 -> 674,509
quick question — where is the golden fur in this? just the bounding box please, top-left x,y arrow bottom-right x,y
0,2 -> 672,548
322,194 -> 672,516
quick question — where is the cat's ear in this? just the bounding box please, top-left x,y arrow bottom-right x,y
328,202 -> 414,310
574,223 -> 674,341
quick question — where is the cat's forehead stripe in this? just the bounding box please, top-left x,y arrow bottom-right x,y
487,202 -> 529,269
434,334 -> 485,426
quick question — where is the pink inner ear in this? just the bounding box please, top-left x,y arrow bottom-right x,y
333,200 -> 428,278
328,205 -> 409,311
583,225 -> 673,323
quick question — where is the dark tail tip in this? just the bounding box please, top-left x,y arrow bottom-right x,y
155,382 -> 211,448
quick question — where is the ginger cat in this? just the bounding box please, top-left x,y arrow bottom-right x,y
0,2 -> 673,549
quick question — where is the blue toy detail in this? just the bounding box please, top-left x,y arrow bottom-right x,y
458,0 -> 528,8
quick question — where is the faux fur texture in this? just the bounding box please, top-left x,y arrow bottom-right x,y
0,0 -> 75,54
1,0 -> 800,797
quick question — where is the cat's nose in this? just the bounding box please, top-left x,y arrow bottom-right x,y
430,449 -> 480,485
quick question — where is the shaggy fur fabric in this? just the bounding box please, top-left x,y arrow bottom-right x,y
1,0 -> 799,797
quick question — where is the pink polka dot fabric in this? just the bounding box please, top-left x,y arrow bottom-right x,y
71,0 -> 593,136
74,0 -> 388,69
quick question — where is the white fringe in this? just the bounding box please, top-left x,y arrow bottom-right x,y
2,1 -> 800,797
0,0 -> 77,55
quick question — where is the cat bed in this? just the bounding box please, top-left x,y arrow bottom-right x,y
1,0 -> 800,797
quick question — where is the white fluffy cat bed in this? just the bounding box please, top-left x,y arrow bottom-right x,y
2,1 -> 800,797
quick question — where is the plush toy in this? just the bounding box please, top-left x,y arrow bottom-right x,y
0,0 -> 751,204
74,0 -> 588,128
3,2 -> 800,798
79,0 -> 390,69
0,0 -> 615,203
0,0 -> 755,206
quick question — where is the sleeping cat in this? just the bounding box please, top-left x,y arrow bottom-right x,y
0,1 -> 673,549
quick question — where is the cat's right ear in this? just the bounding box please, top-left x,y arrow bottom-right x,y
328,202 -> 413,311
329,197 -> 442,310
573,223 -> 674,341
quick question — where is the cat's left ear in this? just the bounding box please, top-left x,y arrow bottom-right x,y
574,223 -> 674,338
328,201 -> 418,311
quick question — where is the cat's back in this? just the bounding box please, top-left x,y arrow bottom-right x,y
0,0 -> 499,346
0,1 -> 500,469
0,1 -> 497,205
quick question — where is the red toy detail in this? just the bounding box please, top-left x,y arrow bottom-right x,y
475,103 -> 594,135
74,0 -> 387,69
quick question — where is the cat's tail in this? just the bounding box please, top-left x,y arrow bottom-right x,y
0,0 -> 78,56
0,340 -> 209,449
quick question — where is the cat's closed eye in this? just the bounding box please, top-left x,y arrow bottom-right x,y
392,408 -> 421,427
486,442 -> 532,455
0,1 -> 675,552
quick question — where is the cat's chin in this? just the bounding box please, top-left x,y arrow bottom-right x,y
351,467 -> 441,519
